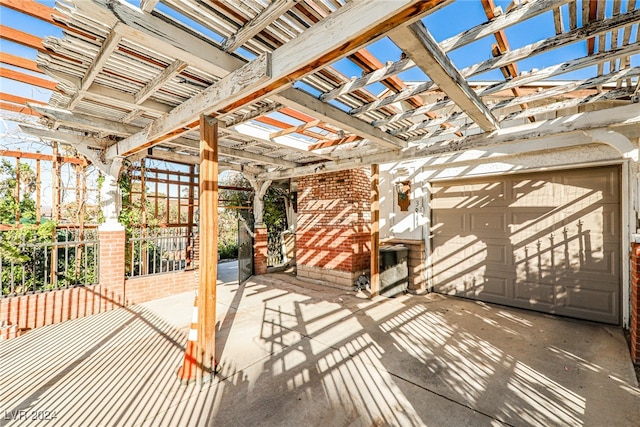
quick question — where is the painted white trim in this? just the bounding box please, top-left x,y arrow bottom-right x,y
621,161 -> 631,328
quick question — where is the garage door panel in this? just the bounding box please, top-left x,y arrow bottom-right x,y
432,210 -> 466,236
562,287 -> 618,324
559,168 -> 619,203
431,166 -> 620,324
513,282 -> 555,306
470,212 -> 508,236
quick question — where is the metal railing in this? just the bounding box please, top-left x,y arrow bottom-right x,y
126,226 -> 195,277
1,228 -> 100,297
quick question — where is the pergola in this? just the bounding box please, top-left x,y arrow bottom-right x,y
2,0 -> 640,379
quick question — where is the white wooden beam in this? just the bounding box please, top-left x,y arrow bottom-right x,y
39,65 -> 171,115
134,59 -> 188,105
271,87 -> 407,149
67,26 -> 122,110
106,53 -> 272,158
223,0 -> 297,52
139,0 -> 159,13
374,42 -> 640,127
28,103 -> 142,136
439,0 -> 571,52
389,22 -> 499,131
320,57 -> 416,102
257,103 -> 640,179
77,0 -> 245,77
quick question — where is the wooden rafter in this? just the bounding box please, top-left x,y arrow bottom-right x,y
389,22 -> 499,132
223,0 -> 296,52
0,53 -> 42,74
0,67 -> 56,90
0,0 -> 62,27
0,25 -> 45,52
67,28 -> 123,110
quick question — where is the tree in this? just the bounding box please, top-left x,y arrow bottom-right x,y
0,159 -> 37,224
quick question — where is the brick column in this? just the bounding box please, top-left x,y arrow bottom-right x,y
98,224 -> 126,310
631,242 -> 640,363
254,225 -> 268,275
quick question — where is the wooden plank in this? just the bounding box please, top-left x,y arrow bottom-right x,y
0,53 -> 42,73
197,114 -> 218,381
0,149 -> 88,165
389,22 -> 499,131
0,67 -> 57,90
29,104 -> 142,136
460,8 -> 640,78
258,103 -> 640,180
0,25 -> 45,52
0,0 -> 62,26
308,135 -> 362,151
439,0 -> 571,52
370,163 -> 380,297
553,7 -> 564,34
0,102 -> 40,116
84,0 -> 245,78
134,59 -> 188,104
357,7 -> 640,118
139,0 -> 160,13
568,0 -> 578,30
68,28 -> 123,110
269,119 -> 322,138
271,87 -> 407,149
106,53 -> 272,158
388,66 -> 640,135
39,67 -> 172,115
374,41 -> 640,127
320,57 -> 415,102
223,0 -> 297,52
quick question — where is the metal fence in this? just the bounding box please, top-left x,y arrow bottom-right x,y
126,226 -> 195,277
1,228 -> 100,297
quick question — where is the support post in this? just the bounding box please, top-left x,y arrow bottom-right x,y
35,158 -> 41,223
14,156 -> 20,223
196,114 -> 218,381
370,164 -> 380,296
247,177 -> 271,275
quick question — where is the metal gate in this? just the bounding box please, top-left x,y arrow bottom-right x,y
238,209 -> 254,283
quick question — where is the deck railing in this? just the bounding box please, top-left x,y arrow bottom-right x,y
1,228 -> 100,297
126,226 -> 195,277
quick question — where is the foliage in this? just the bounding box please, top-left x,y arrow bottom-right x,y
0,159 -> 37,224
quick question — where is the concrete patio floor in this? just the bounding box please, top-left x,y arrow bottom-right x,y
1,261 -> 639,426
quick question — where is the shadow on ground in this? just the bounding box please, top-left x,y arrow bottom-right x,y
1,262 -> 639,426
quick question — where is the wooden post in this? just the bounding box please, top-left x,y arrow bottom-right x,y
15,156 -> 20,223
370,164 -> 380,296
52,142 -> 61,221
36,158 -> 41,223
187,164 -> 195,268
197,114 -> 218,381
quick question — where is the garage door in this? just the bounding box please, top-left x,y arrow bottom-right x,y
430,166 -> 620,324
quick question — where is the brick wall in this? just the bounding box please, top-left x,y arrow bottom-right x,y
631,243 -> 640,363
125,269 -> 198,306
296,169 -> 371,288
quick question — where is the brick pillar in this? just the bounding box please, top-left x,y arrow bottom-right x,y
254,225 -> 268,275
631,242 -> 640,363
296,169 -> 371,289
98,224 -> 126,310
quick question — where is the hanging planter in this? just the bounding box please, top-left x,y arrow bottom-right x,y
396,181 -> 411,211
